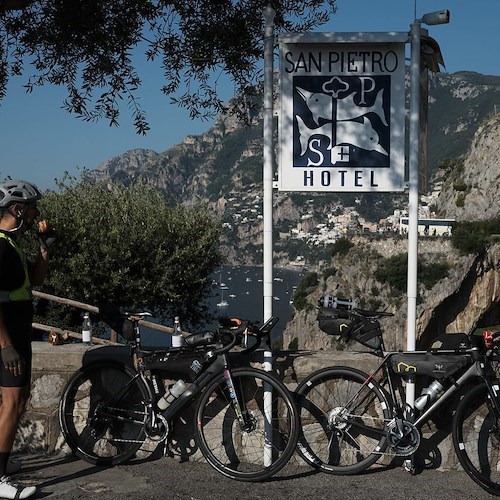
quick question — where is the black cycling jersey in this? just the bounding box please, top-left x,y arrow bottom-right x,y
0,231 -> 33,387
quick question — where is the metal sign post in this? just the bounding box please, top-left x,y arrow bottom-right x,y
406,19 -> 421,411
406,9 -> 450,413
262,4 -> 275,468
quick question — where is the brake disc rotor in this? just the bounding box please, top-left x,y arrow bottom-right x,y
328,406 -> 349,431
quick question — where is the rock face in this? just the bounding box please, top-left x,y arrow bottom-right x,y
437,114 -> 500,221
419,244 -> 500,346
283,240 -> 500,352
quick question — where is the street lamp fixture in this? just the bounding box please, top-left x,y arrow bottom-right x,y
421,9 -> 450,26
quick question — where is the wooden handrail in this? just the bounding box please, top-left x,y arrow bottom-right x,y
33,291 -> 99,313
32,322 -> 120,346
32,290 -> 183,345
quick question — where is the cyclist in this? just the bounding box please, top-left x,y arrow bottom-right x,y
0,180 -> 54,499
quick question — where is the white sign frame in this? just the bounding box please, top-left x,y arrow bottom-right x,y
278,32 -> 408,192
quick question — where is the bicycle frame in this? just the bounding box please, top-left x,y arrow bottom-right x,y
348,346 -> 500,436
126,315 -> 280,432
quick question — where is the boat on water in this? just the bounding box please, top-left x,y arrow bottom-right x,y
217,271 -> 229,307
217,286 -> 229,307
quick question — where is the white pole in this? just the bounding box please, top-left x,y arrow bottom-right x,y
406,19 -> 421,411
262,4 -> 275,468
263,6 -> 274,326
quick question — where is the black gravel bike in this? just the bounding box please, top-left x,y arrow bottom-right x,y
59,308 -> 299,482
295,304 -> 500,496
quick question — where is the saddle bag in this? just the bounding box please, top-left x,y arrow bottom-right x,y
317,308 -> 383,350
390,352 -> 469,379
317,308 -> 354,338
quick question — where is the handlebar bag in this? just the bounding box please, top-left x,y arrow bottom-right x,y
430,333 -> 470,351
390,353 -> 469,379
141,348 -> 211,381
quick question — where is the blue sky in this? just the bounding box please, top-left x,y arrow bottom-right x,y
0,0 -> 498,190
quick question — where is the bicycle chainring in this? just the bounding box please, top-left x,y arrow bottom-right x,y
386,420 -> 420,456
145,414 -> 169,442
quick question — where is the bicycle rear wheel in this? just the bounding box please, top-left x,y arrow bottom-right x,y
59,361 -> 150,465
195,367 -> 299,481
453,383 -> 500,495
295,366 -> 390,475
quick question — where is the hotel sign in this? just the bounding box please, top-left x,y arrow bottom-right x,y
278,33 -> 407,192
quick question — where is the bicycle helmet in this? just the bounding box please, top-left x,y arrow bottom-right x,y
0,180 -> 42,208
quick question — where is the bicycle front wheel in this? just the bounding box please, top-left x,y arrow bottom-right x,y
453,383 -> 500,495
295,366 -> 390,475
59,361 -> 150,465
195,367 -> 299,481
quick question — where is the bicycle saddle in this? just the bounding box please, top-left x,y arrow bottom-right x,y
354,308 -> 394,318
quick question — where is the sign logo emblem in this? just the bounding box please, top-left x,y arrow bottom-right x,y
293,75 -> 390,169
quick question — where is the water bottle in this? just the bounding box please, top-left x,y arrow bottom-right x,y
82,312 -> 92,346
157,379 -> 188,410
414,380 -> 445,411
172,316 -> 183,348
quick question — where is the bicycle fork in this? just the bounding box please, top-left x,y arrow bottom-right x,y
223,369 -> 254,432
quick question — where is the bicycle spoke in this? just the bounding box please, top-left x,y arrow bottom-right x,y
453,384 -> 500,495
296,367 -> 390,474
60,363 -> 149,465
196,368 -> 299,481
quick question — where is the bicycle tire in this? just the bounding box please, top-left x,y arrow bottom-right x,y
59,361 -> 150,466
195,367 -> 299,481
453,382 -> 500,495
295,366 -> 391,475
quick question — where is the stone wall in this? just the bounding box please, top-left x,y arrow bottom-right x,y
13,342 -> 461,471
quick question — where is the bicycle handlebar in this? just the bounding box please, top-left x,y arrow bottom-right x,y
209,316 -> 279,357
239,317 -> 279,355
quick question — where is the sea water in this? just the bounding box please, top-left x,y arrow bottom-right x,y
141,266 -> 303,347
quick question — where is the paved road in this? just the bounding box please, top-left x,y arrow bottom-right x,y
11,453 -> 496,499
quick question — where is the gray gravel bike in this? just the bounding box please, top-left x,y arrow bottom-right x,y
59,308 -> 299,482
295,305 -> 500,496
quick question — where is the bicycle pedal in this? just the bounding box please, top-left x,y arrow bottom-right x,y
403,459 -> 416,474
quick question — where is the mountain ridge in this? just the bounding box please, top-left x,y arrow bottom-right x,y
91,70 -> 500,265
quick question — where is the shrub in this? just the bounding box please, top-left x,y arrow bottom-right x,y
374,253 -> 408,293
453,179 -> 467,191
451,217 -> 500,255
419,262 -> 450,289
323,267 -> 336,281
293,272 -> 319,311
375,253 -> 450,292
331,237 -> 353,257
